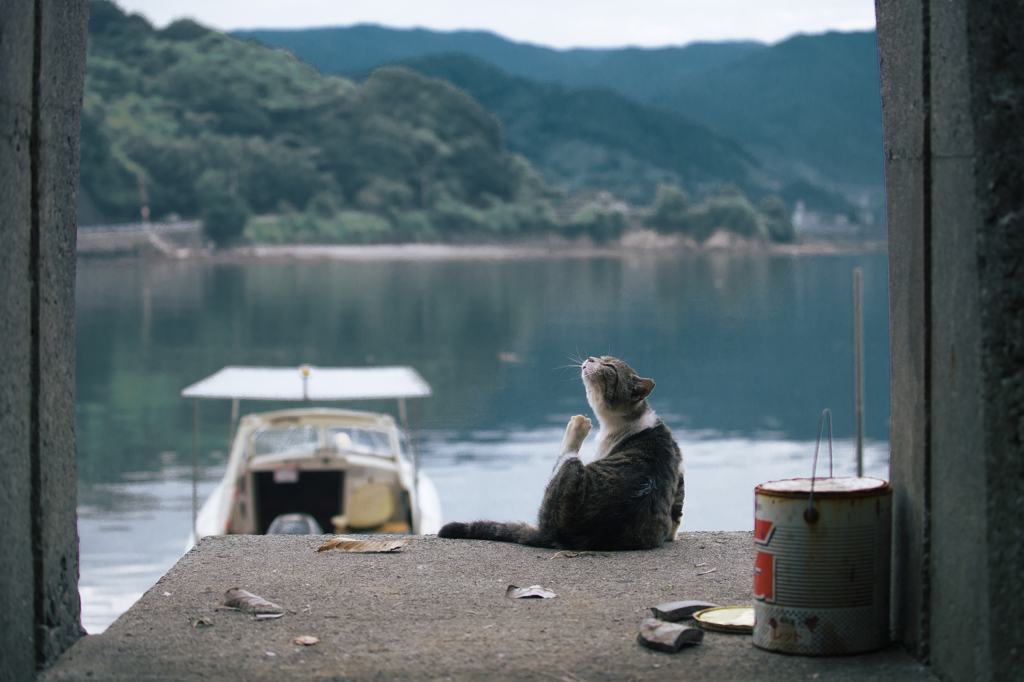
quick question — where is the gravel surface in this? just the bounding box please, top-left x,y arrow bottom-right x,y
42,532 -> 935,681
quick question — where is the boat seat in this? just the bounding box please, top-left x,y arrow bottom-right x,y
347,482 -> 395,530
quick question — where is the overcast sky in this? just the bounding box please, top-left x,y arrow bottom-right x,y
115,0 -> 877,49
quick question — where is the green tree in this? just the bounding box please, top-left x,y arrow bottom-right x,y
565,204 -> 627,244
196,170 -> 249,245
692,186 -> 765,241
201,194 -> 249,245
759,195 -> 796,243
78,96 -> 140,221
644,184 -> 690,234
306,191 -> 340,220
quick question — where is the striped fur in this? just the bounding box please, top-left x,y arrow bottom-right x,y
439,357 -> 685,551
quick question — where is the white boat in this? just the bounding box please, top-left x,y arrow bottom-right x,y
181,365 -> 442,541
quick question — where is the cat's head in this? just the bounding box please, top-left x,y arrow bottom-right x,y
581,356 -> 655,421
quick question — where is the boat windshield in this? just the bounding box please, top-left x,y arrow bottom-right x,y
397,428 -> 413,459
251,425 -> 321,457
327,426 -> 393,457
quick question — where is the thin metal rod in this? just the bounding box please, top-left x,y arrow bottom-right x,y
229,398 -> 240,442
398,397 -> 408,432
412,398 -> 421,491
192,398 -> 199,544
806,408 -> 834,523
853,267 -> 865,477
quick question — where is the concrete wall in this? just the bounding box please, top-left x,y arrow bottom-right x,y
0,1 -> 89,679
877,1 -> 1024,680
969,3 -> 1024,678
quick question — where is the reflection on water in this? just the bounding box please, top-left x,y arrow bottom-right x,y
76,251 -> 891,632
426,428 -> 889,532
76,470 -> 222,634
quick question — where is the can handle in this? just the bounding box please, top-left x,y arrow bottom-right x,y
805,408 -> 834,524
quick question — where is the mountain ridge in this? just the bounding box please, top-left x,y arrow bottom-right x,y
376,52 -> 769,204
233,23 -> 766,102
651,30 -> 883,190
237,24 -> 883,213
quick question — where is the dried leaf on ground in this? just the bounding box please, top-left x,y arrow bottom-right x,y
650,600 -> 718,622
506,584 -> 557,599
637,618 -> 704,652
550,550 -> 611,560
293,635 -> 319,646
316,538 -> 410,553
221,588 -> 284,614
190,617 -> 213,628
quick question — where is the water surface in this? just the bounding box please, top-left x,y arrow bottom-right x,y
76,251 -> 891,632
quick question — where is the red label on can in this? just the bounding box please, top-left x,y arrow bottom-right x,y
754,551 -> 776,602
753,519 -> 776,603
754,518 -> 775,543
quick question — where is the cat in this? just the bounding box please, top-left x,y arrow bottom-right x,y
438,356 -> 684,551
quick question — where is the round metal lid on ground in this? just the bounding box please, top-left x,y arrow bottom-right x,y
692,606 -> 755,634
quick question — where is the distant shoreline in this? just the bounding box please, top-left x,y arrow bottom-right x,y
223,239 -> 887,262
77,227 -> 887,262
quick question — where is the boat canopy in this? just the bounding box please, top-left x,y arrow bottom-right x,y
181,365 -> 432,401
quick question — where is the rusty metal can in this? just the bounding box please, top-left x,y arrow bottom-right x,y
752,476 -> 892,655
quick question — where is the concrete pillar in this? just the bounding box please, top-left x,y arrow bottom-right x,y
0,1 -> 89,679
877,0 -> 1023,679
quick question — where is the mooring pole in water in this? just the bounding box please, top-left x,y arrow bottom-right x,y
192,397 -> 200,541
412,398 -> 421,490
853,267 -> 865,477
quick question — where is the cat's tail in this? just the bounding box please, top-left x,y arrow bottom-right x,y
438,520 -> 552,547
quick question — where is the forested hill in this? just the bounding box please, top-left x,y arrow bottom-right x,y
81,1 -> 556,241
233,24 -> 764,102
381,53 -> 767,205
80,1 -> 820,245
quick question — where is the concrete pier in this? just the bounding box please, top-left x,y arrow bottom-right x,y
40,533 -> 934,681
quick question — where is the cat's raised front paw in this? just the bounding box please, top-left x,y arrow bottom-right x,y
560,415 -> 592,454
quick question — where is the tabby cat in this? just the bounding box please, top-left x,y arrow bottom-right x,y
438,356 -> 684,550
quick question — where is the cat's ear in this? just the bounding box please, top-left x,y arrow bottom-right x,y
632,377 -> 655,401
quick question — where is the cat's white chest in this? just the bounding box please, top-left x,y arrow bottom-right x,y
595,410 -> 659,458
